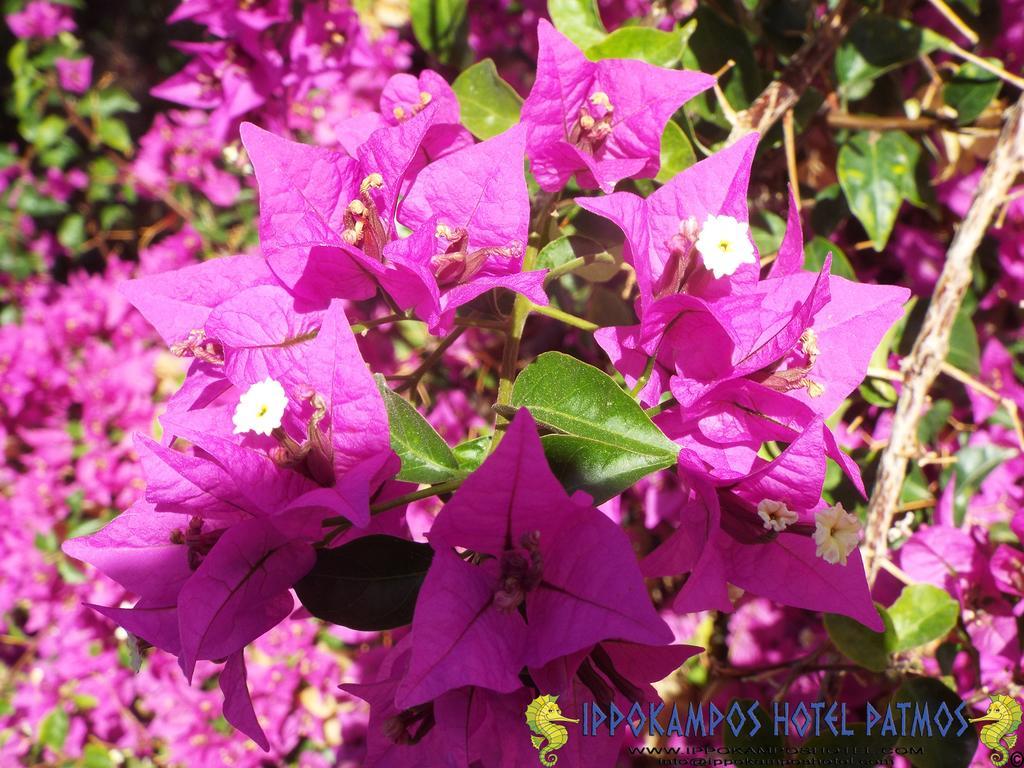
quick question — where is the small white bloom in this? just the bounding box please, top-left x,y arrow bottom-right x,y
694,214 -> 757,279
232,377 -> 288,436
813,502 -> 862,565
757,499 -> 798,532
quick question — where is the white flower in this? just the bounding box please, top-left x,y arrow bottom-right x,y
813,503 -> 862,565
757,499 -> 798,532
232,377 -> 288,436
694,214 -> 757,279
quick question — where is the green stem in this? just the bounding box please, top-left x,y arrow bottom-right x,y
316,477 -> 464,547
350,312 -> 412,334
370,477 -> 463,514
396,326 -> 467,398
529,303 -> 599,332
644,395 -> 678,418
489,193 -> 562,453
491,261 -> 535,452
629,356 -> 656,398
543,252 -> 616,284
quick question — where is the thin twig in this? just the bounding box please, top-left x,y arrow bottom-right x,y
945,40 -> 1024,91
783,109 -> 801,210
727,0 -> 859,142
940,361 -> 1024,450
826,111 -> 958,133
863,96 -> 1024,585
395,327 -> 467,399
926,0 -> 979,44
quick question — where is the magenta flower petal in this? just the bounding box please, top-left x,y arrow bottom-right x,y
219,651 -> 270,751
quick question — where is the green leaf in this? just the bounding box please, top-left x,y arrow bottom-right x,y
536,235 -> 618,282
538,434 -> 676,505
95,87 -> 139,117
803,724 -> 898,765
96,117 -> 132,153
453,435 -> 491,472
548,0 -> 607,48
751,210 -> 787,255
511,352 -> 679,503
82,745 -> 115,768
811,183 -> 851,236
294,535 -> 434,631
451,59 -> 522,140
887,584 -> 959,652
17,184 -> 67,216
837,131 -> 921,250
944,60 -> 1001,125
723,700 -> 785,754
682,8 -> 761,126
893,678 -> 977,768
375,375 -> 460,484
835,16 -> 949,100
947,443 -> 1018,525
804,237 -> 857,280
824,606 -> 895,672
57,213 -> 87,251
38,707 -> 69,751
585,22 -> 693,67
31,115 -> 68,150
917,399 -> 952,444
656,119 -> 696,184
410,0 -> 468,65
100,204 -> 131,230
947,308 -> 980,375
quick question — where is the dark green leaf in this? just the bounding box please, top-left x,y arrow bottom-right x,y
944,61 -> 1001,125
657,119 -> 697,183
540,434 -> 678,504
835,16 -> 949,100
375,375 -> 459,484
511,352 -> 679,503
803,724 -> 898,765
723,700 -> 785,757
585,22 -> 694,67
548,0 -> 607,48
811,183 -> 850,236
918,400 -> 952,444
947,309 -> 980,375
887,584 -> 959,652
683,8 -> 761,126
410,0 -> 468,65
824,606 -> 895,672
804,237 -> 857,280
947,443 -> 1018,525
752,210 -> 788,255
893,678 -> 977,768
451,59 -> 522,140
837,131 -> 922,250
295,535 -> 434,631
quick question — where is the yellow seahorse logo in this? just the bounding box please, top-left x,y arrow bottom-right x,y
970,694 -> 1023,766
525,694 -> 579,766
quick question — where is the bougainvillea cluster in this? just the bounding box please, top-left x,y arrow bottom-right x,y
3,0 -> 1023,767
